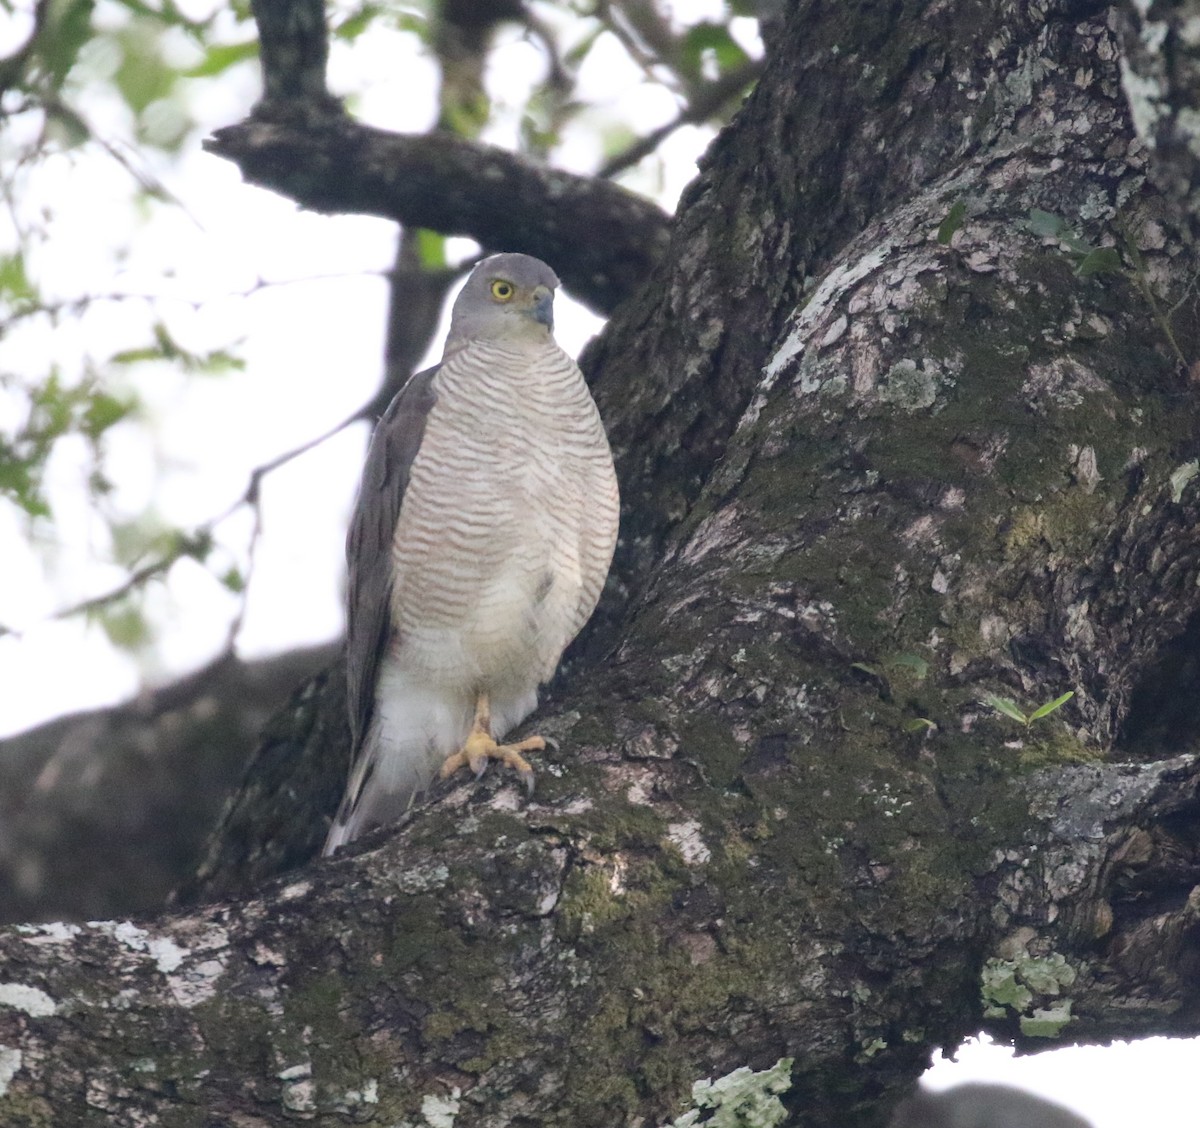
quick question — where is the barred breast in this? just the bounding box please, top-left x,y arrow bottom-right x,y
388,338 -> 618,699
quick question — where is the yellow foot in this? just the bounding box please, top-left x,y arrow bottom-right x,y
439,725 -> 543,794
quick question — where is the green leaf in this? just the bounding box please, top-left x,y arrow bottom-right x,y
681,22 -> 750,80
181,528 -> 214,561
109,346 -> 163,366
39,0 -> 96,89
1027,690 -> 1074,722
390,12 -> 429,39
182,39 -> 258,78
81,391 -> 135,438
1027,209 -> 1067,238
0,252 -> 36,306
0,457 -> 49,518
936,200 -> 967,245
30,373 -> 74,437
331,5 -> 384,42
1074,247 -> 1123,278
114,25 -> 177,113
903,717 -> 937,733
564,27 -> 603,69
983,694 -> 1028,724
193,347 -> 245,376
1059,231 -> 1094,256
109,329 -> 244,375
888,652 -> 929,680
97,601 -> 150,650
416,229 -> 447,270
219,566 -> 245,594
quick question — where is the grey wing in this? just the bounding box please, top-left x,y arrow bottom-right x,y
345,365 -> 439,758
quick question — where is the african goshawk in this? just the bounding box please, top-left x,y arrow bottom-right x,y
323,253 -> 619,854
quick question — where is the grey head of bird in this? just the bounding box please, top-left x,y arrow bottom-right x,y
445,253 -> 561,348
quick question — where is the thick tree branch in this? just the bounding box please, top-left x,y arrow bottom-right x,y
204,115 -> 670,315
229,0 -> 671,314
3,744 -> 1197,1124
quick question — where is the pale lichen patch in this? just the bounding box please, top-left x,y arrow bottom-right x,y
980,949 -> 1079,1039
334,1078 -> 379,1114
1169,459 -> 1198,503
0,1045 -> 22,1096
16,922 -> 81,945
106,920 -> 151,953
668,1058 -> 794,1128
282,1079 -> 316,1114
162,930 -> 229,1009
0,983 -> 57,1017
665,820 -> 711,866
420,1089 -> 462,1128
555,797 -> 595,815
488,788 -> 524,813
147,936 -> 189,974
750,240 -> 895,424
394,863 -> 451,895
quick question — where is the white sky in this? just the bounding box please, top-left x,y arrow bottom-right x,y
0,3 -> 1196,1123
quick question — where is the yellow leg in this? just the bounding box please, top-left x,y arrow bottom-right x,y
439,692 -> 543,793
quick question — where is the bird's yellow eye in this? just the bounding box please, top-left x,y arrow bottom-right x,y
490,279 -> 515,301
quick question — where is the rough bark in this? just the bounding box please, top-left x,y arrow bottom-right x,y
4,3 -> 1200,1127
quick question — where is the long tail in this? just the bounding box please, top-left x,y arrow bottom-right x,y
323,671 -> 542,856
323,671 -> 473,856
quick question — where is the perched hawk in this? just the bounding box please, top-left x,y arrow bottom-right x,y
323,253 -> 619,854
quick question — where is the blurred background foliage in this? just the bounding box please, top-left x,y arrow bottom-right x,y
0,0 -> 762,705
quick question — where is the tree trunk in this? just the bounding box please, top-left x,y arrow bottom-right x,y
4,2 -> 1200,1126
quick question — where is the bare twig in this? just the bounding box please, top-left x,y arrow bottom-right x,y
594,0 -> 682,91
40,95 -> 195,217
49,532 -> 213,623
598,59 -> 764,179
220,497 -> 263,654
30,409 -> 363,635
1,270 -> 391,330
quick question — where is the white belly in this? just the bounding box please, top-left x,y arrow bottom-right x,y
393,551 -> 581,694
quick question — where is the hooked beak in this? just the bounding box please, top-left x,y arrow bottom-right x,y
531,285 -> 554,330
